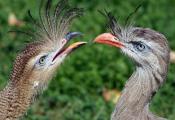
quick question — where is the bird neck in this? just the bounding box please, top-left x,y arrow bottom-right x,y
111,67 -> 166,120
0,76 -> 41,120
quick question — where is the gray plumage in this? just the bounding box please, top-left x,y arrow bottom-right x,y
107,13 -> 170,120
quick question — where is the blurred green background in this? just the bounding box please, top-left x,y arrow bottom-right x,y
0,0 -> 175,119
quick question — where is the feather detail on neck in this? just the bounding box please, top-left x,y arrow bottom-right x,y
111,67 -> 167,120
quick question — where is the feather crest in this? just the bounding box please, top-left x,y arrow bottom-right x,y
28,0 -> 83,44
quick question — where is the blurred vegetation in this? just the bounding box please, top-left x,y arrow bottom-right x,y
0,0 -> 175,119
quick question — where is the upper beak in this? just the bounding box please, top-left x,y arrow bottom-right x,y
52,32 -> 86,62
65,32 -> 83,41
94,33 -> 124,48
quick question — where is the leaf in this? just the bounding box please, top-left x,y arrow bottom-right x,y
8,13 -> 24,27
102,89 -> 121,104
170,51 -> 175,64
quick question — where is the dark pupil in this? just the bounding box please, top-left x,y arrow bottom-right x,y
39,56 -> 46,64
137,44 -> 145,50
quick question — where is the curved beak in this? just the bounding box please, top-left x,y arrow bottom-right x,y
94,33 -> 124,48
65,32 -> 82,41
52,32 -> 86,62
63,41 -> 87,54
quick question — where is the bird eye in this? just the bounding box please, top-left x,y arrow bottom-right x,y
136,43 -> 145,51
38,55 -> 47,65
131,41 -> 146,52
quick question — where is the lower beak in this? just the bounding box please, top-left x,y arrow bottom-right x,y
94,33 -> 124,48
64,41 -> 87,54
52,41 -> 87,62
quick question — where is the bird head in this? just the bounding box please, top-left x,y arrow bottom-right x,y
94,12 -> 170,77
10,0 -> 86,91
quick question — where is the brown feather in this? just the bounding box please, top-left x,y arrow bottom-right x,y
0,0 -> 83,119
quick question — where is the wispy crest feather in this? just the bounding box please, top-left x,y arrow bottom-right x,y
100,4 -> 142,42
28,0 -> 83,45
99,10 -> 134,41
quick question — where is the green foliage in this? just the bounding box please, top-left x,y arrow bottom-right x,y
0,0 -> 175,119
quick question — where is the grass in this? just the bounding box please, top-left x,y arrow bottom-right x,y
0,0 -> 175,119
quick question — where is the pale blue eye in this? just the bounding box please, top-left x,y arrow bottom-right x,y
37,55 -> 47,66
131,41 -> 147,52
135,43 -> 145,51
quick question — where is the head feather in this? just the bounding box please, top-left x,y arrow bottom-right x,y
28,0 -> 83,46
100,10 -> 135,42
9,0 -> 83,83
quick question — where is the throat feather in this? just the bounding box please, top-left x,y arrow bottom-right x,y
111,67 -> 165,120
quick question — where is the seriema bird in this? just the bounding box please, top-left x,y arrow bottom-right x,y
0,0 -> 86,119
94,12 -> 170,120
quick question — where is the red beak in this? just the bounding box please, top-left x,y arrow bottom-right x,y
94,33 -> 124,48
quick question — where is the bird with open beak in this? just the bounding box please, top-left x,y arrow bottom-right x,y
0,0 -> 86,119
94,12 -> 170,120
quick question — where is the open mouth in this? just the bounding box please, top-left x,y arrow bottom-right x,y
52,32 -> 87,62
52,41 -> 87,62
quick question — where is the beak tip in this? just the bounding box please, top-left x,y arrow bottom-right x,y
78,41 -> 87,45
65,32 -> 83,41
93,33 -> 124,48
